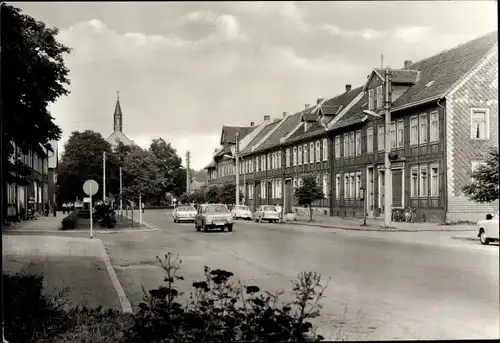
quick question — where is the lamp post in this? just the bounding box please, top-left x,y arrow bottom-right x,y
224,154 -> 245,206
363,68 -> 392,228
103,152 -> 106,203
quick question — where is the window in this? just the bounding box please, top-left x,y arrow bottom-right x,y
309,143 -> 314,163
344,174 -> 350,198
410,116 -> 418,145
411,166 -> 418,197
298,177 -> 303,187
261,155 -> 266,171
389,122 -> 396,150
250,159 -> 253,173
430,112 -> 439,142
349,132 -> 355,156
397,120 -> 404,148
419,164 -> 428,197
355,131 -> 361,156
377,124 -> 385,151
376,86 -> 383,108
335,136 -> 341,158
471,109 -> 490,140
303,144 -> 308,164
315,141 -> 321,162
430,164 -> 439,196
286,149 -> 291,167
350,173 -> 355,198
322,138 -> 328,161
343,134 -> 349,157
368,89 -> 374,110
419,114 -> 427,145
261,182 -> 266,199
322,174 -> 328,197
336,174 -> 341,198
278,151 -> 282,168
367,127 -> 373,153
356,172 -> 361,199
267,154 -> 271,170
298,146 -> 302,165
292,147 -> 297,166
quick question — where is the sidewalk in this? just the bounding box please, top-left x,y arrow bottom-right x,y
288,214 -> 477,232
2,234 -> 132,313
3,212 -> 63,232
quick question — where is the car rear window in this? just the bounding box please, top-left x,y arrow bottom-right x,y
263,206 -> 276,212
178,206 -> 195,211
204,205 -> 229,213
236,206 -> 249,210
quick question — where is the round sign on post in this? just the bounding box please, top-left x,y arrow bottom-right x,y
83,179 -> 99,196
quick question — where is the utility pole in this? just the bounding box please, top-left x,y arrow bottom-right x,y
103,152 -> 106,203
235,132 -> 240,206
119,166 -> 123,216
186,151 -> 191,194
383,68 -> 393,228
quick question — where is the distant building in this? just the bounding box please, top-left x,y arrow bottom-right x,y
106,92 -> 133,149
190,178 -> 204,193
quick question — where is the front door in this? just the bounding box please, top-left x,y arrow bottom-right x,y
367,167 -> 374,217
284,179 -> 292,213
267,181 -> 272,205
392,169 -> 403,208
255,182 -> 261,208
378,170 -> 385,215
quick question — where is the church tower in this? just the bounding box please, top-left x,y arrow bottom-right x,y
114,91 -> 123,132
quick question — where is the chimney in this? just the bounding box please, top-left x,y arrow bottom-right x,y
345,84 -> 352,92
317,98 -> 324,105
283,111 -> 287,118
305,104 -> 310,110
404,60 -> 412,68
250,122 -> 254,127
264,115 -> 271,121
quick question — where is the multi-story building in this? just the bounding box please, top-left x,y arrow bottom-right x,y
205,31 -> 498,222
6,142 -> 50,220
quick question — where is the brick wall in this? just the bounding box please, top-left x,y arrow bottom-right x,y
446,47 -> 498,221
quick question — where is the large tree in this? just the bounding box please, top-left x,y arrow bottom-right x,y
463,148 -> 499,203
149,138 -> 186,198
56,130 -> 118,202
2,4 -> 70,214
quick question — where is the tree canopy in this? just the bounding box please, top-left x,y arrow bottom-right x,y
2,3 -> 70,186
294,174 -> 324,222
462,148 -> 499,203
149,138 -> 186,198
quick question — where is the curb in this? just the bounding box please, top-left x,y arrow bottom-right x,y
285,221 -> 476,232
2,228 -> 158,235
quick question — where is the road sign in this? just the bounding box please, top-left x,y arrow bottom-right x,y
83,179 -> 99,196
83,197 -> 91,203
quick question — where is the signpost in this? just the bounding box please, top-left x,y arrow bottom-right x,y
83,179 -> 99,239
173,198 -> 177,210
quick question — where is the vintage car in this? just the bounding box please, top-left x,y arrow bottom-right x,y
230,205 -> 253,220
477,209 -> 499,245
195,204 -> 234,232
253,205 -> 280,223
172,205 -> 197,223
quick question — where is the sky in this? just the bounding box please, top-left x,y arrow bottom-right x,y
15,1 -> 498,170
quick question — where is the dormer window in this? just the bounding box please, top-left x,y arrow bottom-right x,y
368,89 -> 374,110
376,86 -> 383,108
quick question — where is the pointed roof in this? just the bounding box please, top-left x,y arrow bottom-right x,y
240,121 -> 280,156
392,31 -> 498,111
114,91 -> 123,116
220,126 -> 254,145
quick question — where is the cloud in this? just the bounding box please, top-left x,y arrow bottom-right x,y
394,26 -> 433,43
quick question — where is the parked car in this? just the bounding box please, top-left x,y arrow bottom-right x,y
172,205 -> 197,223
254,205 -> 280,223
231,205 -> 253,220
195,204 -> 234,232
477,210 -> 499,245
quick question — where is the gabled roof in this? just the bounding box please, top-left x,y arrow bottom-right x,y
214,145 -> 231,158
329,92 -> 369,131
204,160 -> 216,169
220,126 -> 254,145
240,121 -> 279,156
392,31 -> 498,111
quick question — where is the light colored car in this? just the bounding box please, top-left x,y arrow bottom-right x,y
254,205 -> 280,223
477,210 -> 499,245
231,205 -> 253,220
195,204 -> 234,232
172,205 -> 197,223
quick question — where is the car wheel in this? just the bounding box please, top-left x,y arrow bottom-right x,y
479,229 -> 489,245
227,224 -> 233,232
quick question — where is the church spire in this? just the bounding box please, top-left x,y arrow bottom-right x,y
113,91 -> 123,132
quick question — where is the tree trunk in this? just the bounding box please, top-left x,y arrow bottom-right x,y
309,203 -> 313,222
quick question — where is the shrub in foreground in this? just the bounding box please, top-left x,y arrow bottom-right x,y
128,252 -> 329,342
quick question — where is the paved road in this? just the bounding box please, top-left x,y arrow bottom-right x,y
101,209 -> 499,340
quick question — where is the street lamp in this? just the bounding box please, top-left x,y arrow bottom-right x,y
363,68 -> 392,228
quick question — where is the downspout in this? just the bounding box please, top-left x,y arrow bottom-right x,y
437,99 -> 447,223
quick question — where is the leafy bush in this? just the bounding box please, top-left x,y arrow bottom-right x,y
94,203 -> 117,228
61,211 -> 79,230
128,252 -> 328,342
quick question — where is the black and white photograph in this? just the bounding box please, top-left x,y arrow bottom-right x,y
2,1 -> 499,342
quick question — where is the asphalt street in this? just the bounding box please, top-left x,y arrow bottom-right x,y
100,209 -> 499,340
